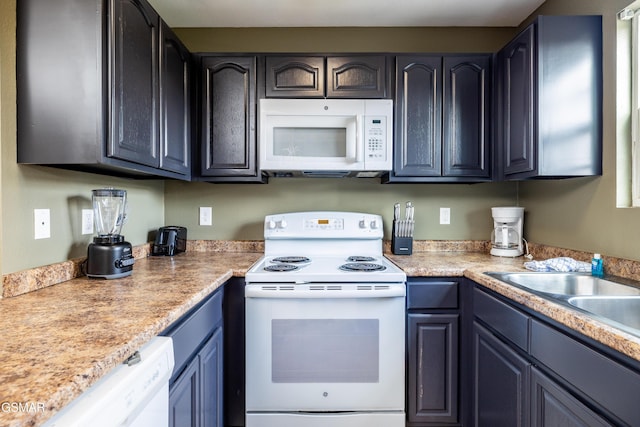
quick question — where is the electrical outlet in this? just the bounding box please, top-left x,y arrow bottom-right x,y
439,207 -> 451,225
82,209 -> 94,235
34,209 -> 51,239
199,207 -> 213,226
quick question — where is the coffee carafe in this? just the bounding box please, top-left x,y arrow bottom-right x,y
490,207 -> 524,257
86,188 -> 135,278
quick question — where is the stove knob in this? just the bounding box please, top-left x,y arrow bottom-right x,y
267,220 -> 277,229
359,219 -> 367,229
370,220 -> 379,229
278,220 -> 288,229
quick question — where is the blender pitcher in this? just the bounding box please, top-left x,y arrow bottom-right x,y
93,188 -> 127,239
86,188 -> 135,279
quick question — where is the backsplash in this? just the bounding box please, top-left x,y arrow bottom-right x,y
3,240 -> 640,299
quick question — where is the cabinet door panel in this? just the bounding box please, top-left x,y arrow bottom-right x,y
408,313 -> 459,424
201,56 -> 257,177
201,328 -> 223,427
109,0 -> 159,167
169,357 -> 200,427
499,25 -> 535,177
474,322 -> 530,427
327,56 -> 387,98
159,22 -> 190,176
395,56 -> 442,176
531,367 -> 612,427
266,56 -> 325,98
443,56 -> 491,177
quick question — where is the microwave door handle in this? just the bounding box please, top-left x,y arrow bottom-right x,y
355,115 -> 364,163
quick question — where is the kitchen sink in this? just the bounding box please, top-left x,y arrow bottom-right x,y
567,296 -> 640,331
484,272 -> 640,297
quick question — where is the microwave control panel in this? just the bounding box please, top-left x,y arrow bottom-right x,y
364,116 -> 387,160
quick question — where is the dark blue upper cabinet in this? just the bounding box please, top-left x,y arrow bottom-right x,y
387,54 -> 492,183
17,0 -> 191,180
496,15 -> 603,180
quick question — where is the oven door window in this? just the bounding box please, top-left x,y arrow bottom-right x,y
272,319 -> 379,383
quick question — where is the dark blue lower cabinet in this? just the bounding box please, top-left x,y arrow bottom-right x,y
169,327 -> 223,427
473,284 -> 639,427
473,322 -> 530,427
530,367 -> 611,427
163,287 -> 225,427
406,278 -> 463,426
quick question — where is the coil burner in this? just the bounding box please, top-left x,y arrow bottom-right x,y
346,256 -> 376,262
264,264 -> 300,272
339,263 -> 387,272
272,256 -> 311,264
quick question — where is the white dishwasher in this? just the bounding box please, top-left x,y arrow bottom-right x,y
44,336 -> 174,427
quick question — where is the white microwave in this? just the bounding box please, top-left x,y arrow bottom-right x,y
259,99 -> 393,177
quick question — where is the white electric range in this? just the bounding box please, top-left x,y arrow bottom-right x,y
245,211 -> 406,427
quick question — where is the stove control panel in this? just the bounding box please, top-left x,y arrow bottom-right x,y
304,218 -> 344,230
263,211 -> 384,239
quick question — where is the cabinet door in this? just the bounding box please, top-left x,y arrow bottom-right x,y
169,356 -> 201,427
201,328 -> 223,427
200,56 -> 258,178
443,56 -> 491,177
265,56 -> 325,98
326,56 -> 387,98
159,21 -> 190,176
394,56 -> 442,176
474,322 -> 531,427
531,367 -> 612,427
407,313 -> 459,424
109,0 -> 159,168
498,25 -> 536,178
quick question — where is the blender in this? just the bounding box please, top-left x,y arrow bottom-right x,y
86,188 -> 135,279
490,207 -> 524,257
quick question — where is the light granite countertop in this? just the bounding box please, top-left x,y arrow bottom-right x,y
0,251 -> 261,427
2,247 -> 640,426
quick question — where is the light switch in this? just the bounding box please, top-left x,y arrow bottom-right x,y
82,209 -> 94,235
199,207 -> 213,226
439,207 -> 451,225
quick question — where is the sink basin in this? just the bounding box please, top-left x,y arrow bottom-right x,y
568,296 -> 640,331
485,272 -> 640,297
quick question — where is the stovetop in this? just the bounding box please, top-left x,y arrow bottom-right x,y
246,212 -> 407,284
245,254 -> 406,284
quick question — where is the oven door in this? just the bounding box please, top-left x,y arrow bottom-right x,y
245,285 -> 405,413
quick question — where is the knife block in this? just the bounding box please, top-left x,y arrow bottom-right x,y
392,221 -> 413,255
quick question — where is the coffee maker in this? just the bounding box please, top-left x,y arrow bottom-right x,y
86,188 -> 135,279
490,207 -> 524,257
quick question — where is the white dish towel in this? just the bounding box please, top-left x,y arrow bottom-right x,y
523,257 -> 591,273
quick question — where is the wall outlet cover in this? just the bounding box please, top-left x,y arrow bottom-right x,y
34,209 -> 51,239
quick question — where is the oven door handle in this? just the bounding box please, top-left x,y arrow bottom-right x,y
245,287 -> 406,299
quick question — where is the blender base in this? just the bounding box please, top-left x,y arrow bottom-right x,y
86,240 -> 135,279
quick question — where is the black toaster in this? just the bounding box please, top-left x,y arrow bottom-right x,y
152,226 -> 187,256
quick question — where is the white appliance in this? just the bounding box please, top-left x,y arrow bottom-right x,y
44,337 -> 174,427
259,99 -> 393,177
490,206 -> 525,257
245,211 -> 406,427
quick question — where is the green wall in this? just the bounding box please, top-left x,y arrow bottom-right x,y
0,0 -> 166,275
